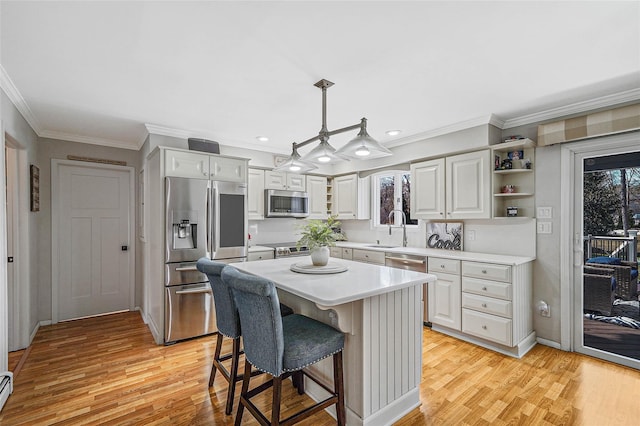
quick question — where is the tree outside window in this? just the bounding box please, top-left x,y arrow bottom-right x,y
375,172 -> 418,226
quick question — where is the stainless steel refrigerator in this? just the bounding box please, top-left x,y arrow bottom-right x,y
164,176 -> 247,343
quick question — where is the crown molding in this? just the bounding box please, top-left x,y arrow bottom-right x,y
144,123 -> 290,155
385,114 -> 499,149
502,88 -> 640,129
0,64 -> 42,134
39,130 -> 139,151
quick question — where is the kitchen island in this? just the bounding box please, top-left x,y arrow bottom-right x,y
230,256 -> 436,426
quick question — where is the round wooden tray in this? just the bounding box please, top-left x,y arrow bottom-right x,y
290,261 -> 348,274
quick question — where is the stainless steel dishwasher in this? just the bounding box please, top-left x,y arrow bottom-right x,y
384,253 -> 430,327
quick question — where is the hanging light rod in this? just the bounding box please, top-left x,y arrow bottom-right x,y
274,79 -> 392,172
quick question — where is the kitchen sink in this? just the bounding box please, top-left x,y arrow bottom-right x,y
365,244 -> 398,249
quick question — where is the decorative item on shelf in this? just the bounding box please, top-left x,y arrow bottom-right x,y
523,158 -> 532,169
507,206 -> 519,217
426,222 -> 463,251
500,158 -> 513,170
274,79 -> 391,173
501,185 -> 516,194
507,150 -> 524,161
503,135 -> 525,143
296,215 -> 343,266
494,155 -> 501,170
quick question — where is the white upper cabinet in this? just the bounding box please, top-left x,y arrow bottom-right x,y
248,168 -> 265,220
164,150 -> 210,179
265,171 -> 306,191
306,175 -> 328,219
210,157 -> 246,182
411,150 -> 490,220
445,150 -> 491,219
332,174 -> 370,220
410,158 -> 445,219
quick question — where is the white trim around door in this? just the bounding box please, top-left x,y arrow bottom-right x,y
560,131 -> 640,369
51,159 -> 136,323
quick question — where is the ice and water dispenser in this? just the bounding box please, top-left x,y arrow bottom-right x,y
171,211 -> 198,250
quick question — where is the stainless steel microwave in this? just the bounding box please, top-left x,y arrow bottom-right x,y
265,189 -> 309,218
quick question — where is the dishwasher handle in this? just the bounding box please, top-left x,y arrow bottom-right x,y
385,256 -> 425,265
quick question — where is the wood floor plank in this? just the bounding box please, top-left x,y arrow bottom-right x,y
1,312 -> 639,425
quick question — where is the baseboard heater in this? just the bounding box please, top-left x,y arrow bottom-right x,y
0,372 -> 13,412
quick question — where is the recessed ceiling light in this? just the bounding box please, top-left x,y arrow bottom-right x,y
256,136 -> 269,142
386,130 -> 401,136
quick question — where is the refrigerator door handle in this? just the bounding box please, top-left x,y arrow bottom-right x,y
176,287 -> 212,295
211,184 -> 220,254
206,182 -> 212,256
175,266 -> 198,272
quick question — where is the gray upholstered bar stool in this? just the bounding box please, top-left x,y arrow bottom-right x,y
222,266 -> 345,426
196,258 -> 294,415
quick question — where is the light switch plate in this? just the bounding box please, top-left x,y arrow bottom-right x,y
537,222 -> 552,234
537,207 -> 553,219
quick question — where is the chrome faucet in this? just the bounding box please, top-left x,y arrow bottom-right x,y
388,209 -> 407,247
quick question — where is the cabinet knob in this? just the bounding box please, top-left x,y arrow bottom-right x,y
440,212 -> 443,215
482,270 -> 487,274
482,303 -> 487,308
440,264 -> 445,269
482,286 -> 488,291
482,325 -> 487,330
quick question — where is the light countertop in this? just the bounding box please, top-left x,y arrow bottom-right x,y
335,241 -> 535,265
229,256 -> 435,306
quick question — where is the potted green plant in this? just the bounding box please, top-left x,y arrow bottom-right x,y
297,216 -> 343,266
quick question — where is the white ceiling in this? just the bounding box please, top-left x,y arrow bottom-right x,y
1,1 -> 639,155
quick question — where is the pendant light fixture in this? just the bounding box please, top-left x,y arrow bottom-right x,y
274,78 -> 391,172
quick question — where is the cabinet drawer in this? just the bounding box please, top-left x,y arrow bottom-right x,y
247,251 -> 274,261
352,249 -> 385,265
462,293 -> 512,318
341,248 -> 353,260
462,309 -> 512,346
428,257 -> 460,275
462,261 -> 511,283
462,277 -> 512,300
330,247 -> 342,258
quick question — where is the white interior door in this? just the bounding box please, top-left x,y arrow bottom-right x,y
53,161 -> 134,321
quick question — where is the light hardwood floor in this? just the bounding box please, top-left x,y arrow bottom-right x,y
1,312 -> 639,425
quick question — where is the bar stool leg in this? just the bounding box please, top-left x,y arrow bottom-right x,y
209,332 -> 224,387
271,376 -> 283,425
234,359 -> 251,426
225,338 -> 241,415
333,351 -> 346,426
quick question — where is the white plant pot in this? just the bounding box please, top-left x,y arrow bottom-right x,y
310,246 -> 330,266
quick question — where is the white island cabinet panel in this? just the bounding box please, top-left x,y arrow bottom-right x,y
231,257 -> 433,425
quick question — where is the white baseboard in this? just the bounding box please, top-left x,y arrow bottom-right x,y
536,337 -> 563,350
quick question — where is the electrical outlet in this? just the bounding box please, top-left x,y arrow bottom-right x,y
468,230 -> 476,241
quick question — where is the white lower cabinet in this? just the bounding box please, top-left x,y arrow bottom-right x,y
427,257 -> 461,331
428,257 -> 534,358
352,249 -> 385,265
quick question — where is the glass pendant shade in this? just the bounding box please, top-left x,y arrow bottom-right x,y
274,146 -> 317,173
336,128 -> 392,160
300,140 -> 348,164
